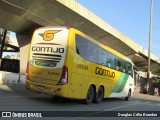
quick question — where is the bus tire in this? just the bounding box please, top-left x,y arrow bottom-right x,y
125,90 -> 131,101
84,86 -> 94,104
93,86 -> 104,103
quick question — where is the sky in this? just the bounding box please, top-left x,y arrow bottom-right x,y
76,0 -> 160,58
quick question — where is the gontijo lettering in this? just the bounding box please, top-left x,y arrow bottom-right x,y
95,67 -> 115,78
32,46 -> 64,53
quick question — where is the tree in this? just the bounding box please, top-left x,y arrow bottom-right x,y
3,55 -> 11,59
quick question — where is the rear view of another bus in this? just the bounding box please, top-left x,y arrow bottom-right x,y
26,27 -> 69,97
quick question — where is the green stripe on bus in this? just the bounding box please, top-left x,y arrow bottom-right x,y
112,73 -> 125,93
117,74 -> 129,93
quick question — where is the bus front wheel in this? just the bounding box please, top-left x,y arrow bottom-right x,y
125,90 -> 131,101
93,86 -> 104,103
84,86 -> 95,104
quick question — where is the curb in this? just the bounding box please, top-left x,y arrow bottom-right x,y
0,72 -> 25,85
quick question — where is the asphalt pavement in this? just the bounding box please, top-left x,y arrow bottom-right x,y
0,83 -> 159,120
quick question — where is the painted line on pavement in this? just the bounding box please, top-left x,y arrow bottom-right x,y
104,101 -> 141,111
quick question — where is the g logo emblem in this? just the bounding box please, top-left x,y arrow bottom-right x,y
43,30 -> 61,41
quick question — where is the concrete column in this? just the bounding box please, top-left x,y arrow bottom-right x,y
0,72 -> 4,85
16,33 -> 32,74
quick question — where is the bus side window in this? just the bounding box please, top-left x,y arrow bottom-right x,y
76,47 -> 80,55
122,61 -> 126,73
98,48 -> 107,66
114,58 -> 118,70
126,62 -> 133,76
114,57 -> 121,70
114,58 -> 122,71
107,53 -> 114,68
111,54 -> 115,68
107,58 -> 111,67
76,34 -> 88,59
87,42 -> 98,63
106,53 -> 111,67
117,59 -> 122,71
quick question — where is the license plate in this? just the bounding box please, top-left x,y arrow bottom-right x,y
38,85 -> 45,90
